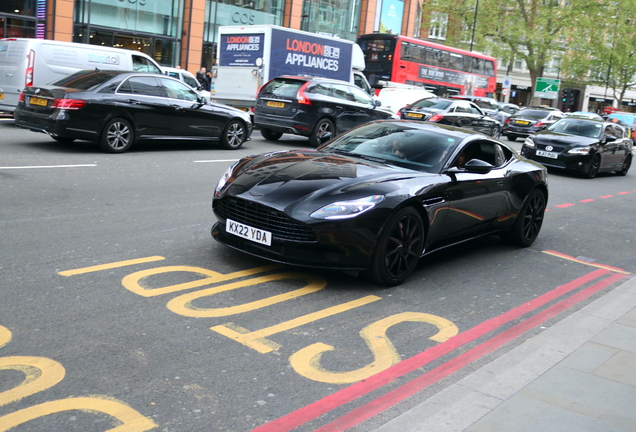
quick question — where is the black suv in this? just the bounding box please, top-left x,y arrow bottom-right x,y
254,76 -> 397,146
503,107 -> 565,141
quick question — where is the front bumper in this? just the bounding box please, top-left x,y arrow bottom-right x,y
520,146 -> 593,173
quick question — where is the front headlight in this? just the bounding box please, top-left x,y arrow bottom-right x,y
215,162 -> 238,195
523,137 -> 535,148
310,195 -> 384,220
567,147 -> 591,155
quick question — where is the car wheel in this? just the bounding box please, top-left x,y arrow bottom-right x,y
309,118 -> 334,147
260,128 -> 282,141
221,120 -> 246,150
507,135 -> 517,142
502,189 -> 546,247
369,207 -> 424,286
491,125 -> 501,139
617,154 -> 631,176
99,118 -> 133,153
52,136 -> 75,144
585,154 -> 601,179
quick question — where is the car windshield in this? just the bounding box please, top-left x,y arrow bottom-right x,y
322,123 -> 460,173
410,99 -> 452,109
516,109 -> 552,119
51,71 -> 121,90
548,119 -> 603,138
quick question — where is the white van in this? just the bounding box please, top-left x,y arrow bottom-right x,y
162,66 -> 212,102
376,86 -> 436,115
0,38 -> 163,113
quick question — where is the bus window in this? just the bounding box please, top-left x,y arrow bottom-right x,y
484,60 -> 495,77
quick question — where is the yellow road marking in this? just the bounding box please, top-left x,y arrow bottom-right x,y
59,256 -> 166,276
543,250 -> 631,274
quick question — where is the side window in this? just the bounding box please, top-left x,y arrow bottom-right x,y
132,56 -> 162,74
313,83 -> 332,97
161,78 -> 199,102
454,103 -> 470,113
331,84 -> 354,102
349,85 -> 374,104
467,102 -> 483,115
494,144 -> 507,166
117,76 -> 163,97
612,125 -> 624,138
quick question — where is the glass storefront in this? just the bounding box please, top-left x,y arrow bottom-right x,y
0,0 -> 44,38
73,0 -> 182,66
201,0 -> 284,69
300,0 -> 361,41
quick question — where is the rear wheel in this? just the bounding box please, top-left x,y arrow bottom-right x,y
585,154 -> 601,179
617,154 -> 631,176
491,125 -> 501,139
99,118 -> 133,153
502,189 -> 546,247
220,120 -> 246,150
309,118 -> 334,147
368,207 -> 424,286
260,128 -> 282,141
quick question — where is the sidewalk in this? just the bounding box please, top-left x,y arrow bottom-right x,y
374,275 -> 636,432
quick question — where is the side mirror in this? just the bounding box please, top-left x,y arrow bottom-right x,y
445,159 -> 493,174
374,99 -> 382,107
603,134 -> 617,143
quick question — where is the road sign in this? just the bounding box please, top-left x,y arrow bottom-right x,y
534,78 -> 560,99
502,88 -> 509,96
502,76 -> 511,89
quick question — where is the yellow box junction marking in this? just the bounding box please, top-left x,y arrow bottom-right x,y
58,256 -> 166,276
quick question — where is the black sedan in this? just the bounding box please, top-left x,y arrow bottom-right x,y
502,107 -> 565,141
14,70 -> 252,153
211,121 -> 548,286
520,118 -> 633,178
398,97 -> 502,139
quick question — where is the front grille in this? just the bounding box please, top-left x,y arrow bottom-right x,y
215,196 -> 317,242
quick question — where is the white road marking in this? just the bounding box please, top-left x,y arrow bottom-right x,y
194,159 -> 240,163
0,164 -> 97,169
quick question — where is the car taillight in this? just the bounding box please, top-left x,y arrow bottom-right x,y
18,92 -> 25,103
428,113 -> 443,122
25,49 -> 35,87
297,82 -> 312,105
51,99 -> 87,110
504,117 -> 511,124
535,121 -> 544,127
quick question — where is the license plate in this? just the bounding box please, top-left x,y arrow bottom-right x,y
226,218 -> 272,246
267,101 -> 285,108
536,150 -> 559,159
406,112 -> 423,118
515,120 -> 530,125
29,96 -> 48,107
0,93 -> 4,100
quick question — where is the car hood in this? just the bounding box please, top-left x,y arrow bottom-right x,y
533,131 -> 599,148
220,150 -> 442,212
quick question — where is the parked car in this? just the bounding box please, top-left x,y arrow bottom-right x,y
567,111 -> 603,121
451,95 -> 500,120
212,120 -> 548,285
503,107 -> 565,141
520,117 -> 632,178
163,66 -> 212,102
254,75 -> 398,147
13,70 -> 252,153
398,97 -> 502,139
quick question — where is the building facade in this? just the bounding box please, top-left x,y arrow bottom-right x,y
2,0 -> 421,75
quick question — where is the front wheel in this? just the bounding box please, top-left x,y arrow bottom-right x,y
309,118 -> 334,147
502,189 -> 546,247
368,207 -> 424,286
491,125 -> 501,140
221,120 -> 246,150
585,154 -> 601,179
617,154 -> 631,176
99,118 -> 133,153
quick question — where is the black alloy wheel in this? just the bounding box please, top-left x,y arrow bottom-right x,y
617,154 -> 631,176
100,118 -> 133,153
260,128 -> 283,141
221,120 -> 246,150
491,125 -> 501,139
369,207 -> 424,286
502,189 -> 546,247
585,154 -> 601,179
309,118 -> 334,147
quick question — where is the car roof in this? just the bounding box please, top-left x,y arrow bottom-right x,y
273,75 -> 353,85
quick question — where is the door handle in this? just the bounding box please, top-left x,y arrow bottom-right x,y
128,99 -> 141,105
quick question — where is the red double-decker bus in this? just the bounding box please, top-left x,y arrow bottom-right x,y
357,34 -> 497,98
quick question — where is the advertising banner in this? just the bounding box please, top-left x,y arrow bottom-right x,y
219,33 -> 265,67
268,28 -> 352,81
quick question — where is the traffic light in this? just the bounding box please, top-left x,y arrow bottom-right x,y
562,89 -> 570,103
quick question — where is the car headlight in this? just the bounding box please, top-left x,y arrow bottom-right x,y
567,147 -> 591,155
310,195 -> 384,220
215,162 -> 238,195
523,137 -> 535,148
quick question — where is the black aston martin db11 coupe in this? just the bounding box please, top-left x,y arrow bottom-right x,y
212,121 -> 548,285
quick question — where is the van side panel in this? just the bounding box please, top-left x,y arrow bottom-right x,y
0,40 -> 29,113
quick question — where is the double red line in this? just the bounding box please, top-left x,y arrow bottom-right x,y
253,267 -> 628,432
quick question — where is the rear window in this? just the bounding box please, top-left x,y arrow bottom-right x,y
260,78 -> 305,98
51,71 -> 121,90
411,99 -> 452,109
516,109 -> 552,119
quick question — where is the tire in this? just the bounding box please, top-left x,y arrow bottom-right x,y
617,154 -> 631,176
491,125 -> 501,140
52,136 -> 75,144
507,135 -> 517,142
585,154 -> 601,179
260,128 -> 282,141
220,120 -> 246,150
99,118 -> 133,153
502,189 -> 546,247
309,118 -> 334,147
368,207 -> 424,286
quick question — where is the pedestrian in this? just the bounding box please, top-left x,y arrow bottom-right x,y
196,67 -> 211,91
